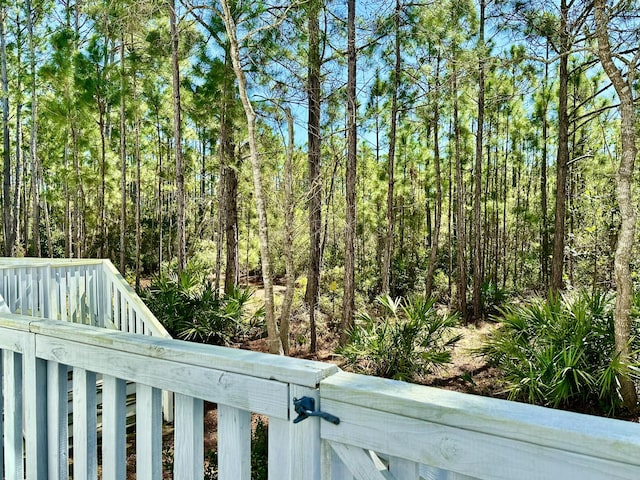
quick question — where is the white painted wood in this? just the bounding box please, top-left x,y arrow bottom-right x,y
0,293 -> 9,313
73,367 -> 97,480
321,399 -> 640,480
0,350 -> 5,480
59,270 -> 67,321
24,336 -> 48,480
102,375 -> 127,480
37,334 -> 289,418
269,417 -> 292,479
389,456 -> 419,479
218,404 -> 251,480
324,441 -> 354,480
47,361 -> 69,480
0,351 -> 4,480
31,318 -> 336,387
136,384 -> 163,480
330,442 -> 393,480
290,385 -> 322,480
320,371 -> 640,469
3,350 -> 24,479
174,393 -> 204,480
420,465 -> 477,480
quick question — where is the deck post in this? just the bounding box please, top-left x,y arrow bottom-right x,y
288,385 -> 322,480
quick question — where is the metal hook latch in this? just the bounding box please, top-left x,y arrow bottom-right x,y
292,396 -> 340,425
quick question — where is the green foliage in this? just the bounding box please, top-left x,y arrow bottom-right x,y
480,290 -> 639,414
481,281 -> 509,316
142,267 -> 263,345
339,295 -> 461,381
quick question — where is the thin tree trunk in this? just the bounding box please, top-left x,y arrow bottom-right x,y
594,0 -> 638,412
280,108 -> 296,355
453,63 -> 467,321
472,0 -> 485,322
219,0 -> 283,355
340,0 -> 357,345
1,6 -> 14,256
224,157 -> 239,293
134,61 -> 142,289
426,55 -> 442,298
119,37 -> 127,273
541,41 -> 550,290
381,0 -> 401,296
550,0 -> 570,294
170,0 -> 186,272
305,0 -> 322,353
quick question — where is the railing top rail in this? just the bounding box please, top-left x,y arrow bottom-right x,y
321,371 -> 640,468
0,314 -> 339,387
0,257 -> 104,268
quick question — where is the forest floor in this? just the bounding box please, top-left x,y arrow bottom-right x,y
242,284 -> 503,397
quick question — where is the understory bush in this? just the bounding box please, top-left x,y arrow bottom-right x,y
339,295 -> 460,381
143,270 -> 264,345
480,290 -> 639,414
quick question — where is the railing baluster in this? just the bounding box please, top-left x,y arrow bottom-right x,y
136,384 -> 163,480
389,456 -> 419,479
24,336 -> 48,480
174,393 -> 204,480
47,361 -> 69,480
3,350 -> 23,479
218,404 -> 251,480
59,270 -> 68,321
102,375 -> 127,480
269,417 -> 292,479
0,351 -> 4,480
73,367 -> 97,480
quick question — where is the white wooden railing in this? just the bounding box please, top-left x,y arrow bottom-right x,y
1,260 -> 640,479
1,314 -> 640,479
0,258 -> 169,337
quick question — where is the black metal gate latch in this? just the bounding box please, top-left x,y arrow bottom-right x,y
292,396 -> 340,425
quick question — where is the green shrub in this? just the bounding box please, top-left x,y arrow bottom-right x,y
480,290 -> 639,414
480,281 -> 509,316
339,295 -> 460,381
142,269 -> 263,345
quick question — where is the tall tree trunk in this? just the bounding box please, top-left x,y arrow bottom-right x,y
1,6 -> 14,256
472,0 -> 485,322
540,41 -> 550,290
134,62 -> 142,289
224,158 -> 239,293
280,108 -> 296,355
426,55 -> 442,298
27,0 -> 40,257
119,37 -> 127,273
219,0 -> 283,355
550,0 -> 570,294
594,0 -> 638,413
221,48 -> 239,294
381,0 -> 401,295
305,0 -> 322,353
341,0 -> 357,345
453,64 -> 467,321
170,0 -> 186,273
